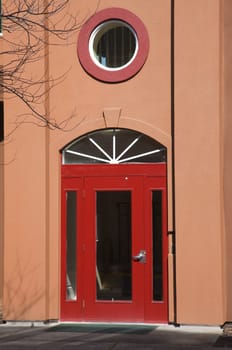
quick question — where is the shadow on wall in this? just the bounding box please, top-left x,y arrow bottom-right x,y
3,256 -> 46,320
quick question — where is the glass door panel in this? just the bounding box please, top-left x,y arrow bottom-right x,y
61,177 -> 84,321
96,191 -> 132,301
152,190 -> 163,301
84,175 -> 145,322
66,191 -> 77,301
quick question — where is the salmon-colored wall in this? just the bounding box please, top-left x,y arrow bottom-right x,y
223,0 -> 232,322
0,36 -> 4,319
3,115 -> 48,319
2,0 -> 228,325
0,141 -> 3,319
3,36 -> 49,318
175,0 -> 225,324
49,0 -> 172,144
48,0 -> 173,321
3,0 -> 172,321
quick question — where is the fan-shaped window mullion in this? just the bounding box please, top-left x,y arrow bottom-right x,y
62,129 -> 166,164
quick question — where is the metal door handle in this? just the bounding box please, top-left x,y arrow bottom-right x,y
132,250 -> 146,263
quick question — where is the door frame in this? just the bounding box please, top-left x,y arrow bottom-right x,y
61,163 -> 168,323
61,163 -> 166,178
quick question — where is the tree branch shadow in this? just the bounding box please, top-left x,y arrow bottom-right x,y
3,256 -> 46,320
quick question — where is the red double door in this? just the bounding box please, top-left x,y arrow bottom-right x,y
61,164 -> 168,323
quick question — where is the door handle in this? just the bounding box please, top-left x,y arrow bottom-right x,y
132,250 -> 146,263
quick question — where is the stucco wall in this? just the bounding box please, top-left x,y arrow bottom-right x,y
175,0 -> 225,324
223,0 -> 232,322
3,113 -> 48,319
0,135 -> 3,320
3,41 -> 49,319
48,0 -> 173,321
3,0 -> 173,321
2,0 -> 228,324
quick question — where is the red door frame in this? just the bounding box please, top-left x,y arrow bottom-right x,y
61,164 -> 168,323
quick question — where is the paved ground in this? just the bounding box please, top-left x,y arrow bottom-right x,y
0,322 -> 231,349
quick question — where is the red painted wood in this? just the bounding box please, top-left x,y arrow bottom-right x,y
61,163 -> 166,178
60,177 -> 84,321
143,176 -> 168,323
61,164 -> 168,322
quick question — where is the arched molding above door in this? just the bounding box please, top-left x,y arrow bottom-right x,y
58,116 -> 171,154
119,117 -> 171,149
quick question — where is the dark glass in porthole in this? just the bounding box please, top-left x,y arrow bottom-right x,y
92,21 -> 137,69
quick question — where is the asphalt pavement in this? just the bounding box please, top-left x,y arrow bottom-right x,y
0,322 -> 230,349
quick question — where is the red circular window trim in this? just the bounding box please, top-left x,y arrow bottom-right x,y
77,8 -> 149,83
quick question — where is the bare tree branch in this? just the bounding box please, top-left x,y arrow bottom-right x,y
1,0 -> 88,130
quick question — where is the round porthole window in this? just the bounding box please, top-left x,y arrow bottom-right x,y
77,8 -> 149,83
89,20 -> 138,71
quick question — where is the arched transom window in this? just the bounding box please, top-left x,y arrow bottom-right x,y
62,129 -> 166,164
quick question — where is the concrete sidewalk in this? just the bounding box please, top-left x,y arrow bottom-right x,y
0,322 -> 230,349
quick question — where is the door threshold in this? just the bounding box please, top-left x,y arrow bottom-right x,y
58,321 -> 167,326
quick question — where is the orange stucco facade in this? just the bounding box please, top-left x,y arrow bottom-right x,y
0,0 -> 232,325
